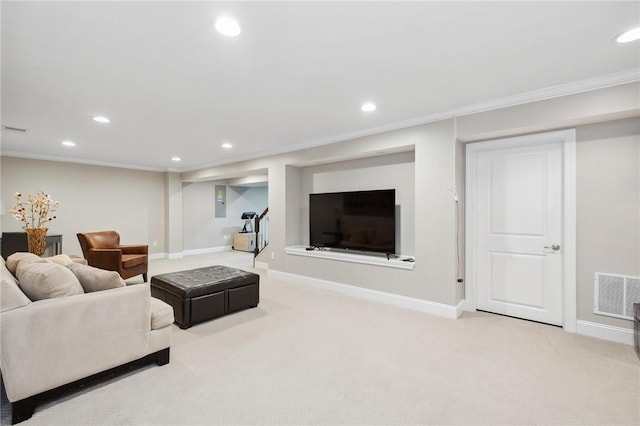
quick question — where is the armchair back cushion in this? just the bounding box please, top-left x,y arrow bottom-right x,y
79,231 -> 120,250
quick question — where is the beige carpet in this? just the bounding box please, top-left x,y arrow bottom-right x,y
2,252 -> 639,425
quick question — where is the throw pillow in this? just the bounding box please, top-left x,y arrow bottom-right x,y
47,254 -> 74,266
67,263 -> 126,293
16,262 -> 84,301
6,252 -> 48,275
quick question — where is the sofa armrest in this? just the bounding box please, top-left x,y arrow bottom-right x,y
0,284 -> 151,402
86,248 -> 122,271
120,245 -> 148,255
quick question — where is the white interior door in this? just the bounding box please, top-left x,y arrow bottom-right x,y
474,140 -> 564,325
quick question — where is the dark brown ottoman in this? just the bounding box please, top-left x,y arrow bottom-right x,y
150,265 -> 259,329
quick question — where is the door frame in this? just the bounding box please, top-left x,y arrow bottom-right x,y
465,129 -> 577,333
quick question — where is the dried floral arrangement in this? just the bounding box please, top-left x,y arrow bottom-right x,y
10,191 -> 59,229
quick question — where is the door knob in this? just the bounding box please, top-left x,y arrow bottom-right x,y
544,244 -> 560,251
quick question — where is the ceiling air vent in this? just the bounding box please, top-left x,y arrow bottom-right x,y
1,125 -> 29,133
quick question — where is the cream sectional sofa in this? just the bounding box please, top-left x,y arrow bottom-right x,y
0,254 -> 174,424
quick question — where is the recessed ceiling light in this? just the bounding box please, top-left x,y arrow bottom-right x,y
222,142 -> 233,149
361,102 -> 376,112
93,116 -> 110,123
215,16 -> 241,37
62,140 -> 76,147
616,27 -> 640,43
171,157 -> 181,162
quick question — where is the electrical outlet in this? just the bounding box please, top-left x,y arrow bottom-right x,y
152,241 -> 158,247
271,252 -> 275,260
223,234 -> 229,240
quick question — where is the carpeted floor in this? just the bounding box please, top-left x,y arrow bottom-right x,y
2,252 -> 639,425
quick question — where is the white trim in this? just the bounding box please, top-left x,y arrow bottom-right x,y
148,246 -> 234,260
268,269 -> 458,319
0,151 -> 169,172
456,300 -> 466,319
182,245 -> 232,256
576,320 -> 634,346
254,261 -> 269,270
563,130 -> 577,333
285,245 -> 415,270
465,130 -> 577,333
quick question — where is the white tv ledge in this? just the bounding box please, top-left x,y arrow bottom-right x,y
285,245 -> 416,270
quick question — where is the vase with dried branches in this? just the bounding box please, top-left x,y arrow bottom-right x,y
9,191 -> 59,255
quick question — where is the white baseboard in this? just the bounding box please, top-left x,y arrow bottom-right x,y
149,246 -> 235,260
149,252 -> 184,260
254,261 -> 269,270
268,270 -> 459,319
455,300 -> 466,318
576,320 -> 634,345
182,245 -> 232,256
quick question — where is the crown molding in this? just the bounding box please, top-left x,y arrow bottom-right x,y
0,150 -> 168,172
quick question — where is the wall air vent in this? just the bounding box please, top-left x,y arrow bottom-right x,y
594,272 -> 640,320
1,125 -> 29,133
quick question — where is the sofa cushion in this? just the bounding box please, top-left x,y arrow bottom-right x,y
67,262 -> 126,293
5,252 -> 47,275
16,262 -> 84,301
47,254 -> 74,266
150,297 -> 174,329
1,258 -> 31,312
70,256 -> 88,265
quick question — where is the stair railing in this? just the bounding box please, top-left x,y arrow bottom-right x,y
252,207 -> 269,266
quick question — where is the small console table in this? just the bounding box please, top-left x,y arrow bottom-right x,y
0,232 -> 63,259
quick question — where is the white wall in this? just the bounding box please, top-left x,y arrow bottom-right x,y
185,123 -> 458,306
0,157 -> 166,256
454,139 -> 465,303
181,181 -> 267,251
165,172 -> 183,256
457,82 -> 640,142
576,117 -> 639,329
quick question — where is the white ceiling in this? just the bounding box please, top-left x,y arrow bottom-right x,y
2,1 -> 639,172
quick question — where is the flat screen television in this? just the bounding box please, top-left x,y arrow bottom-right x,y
309,189 -> 396,255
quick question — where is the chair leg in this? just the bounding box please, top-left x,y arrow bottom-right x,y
143,273 -> 148,282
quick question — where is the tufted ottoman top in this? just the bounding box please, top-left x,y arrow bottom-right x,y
150,265 -> 259,299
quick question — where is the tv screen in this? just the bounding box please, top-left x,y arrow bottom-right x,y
309,189 -> 396,255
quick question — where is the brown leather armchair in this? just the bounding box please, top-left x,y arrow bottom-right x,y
77,231 -> 148,282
